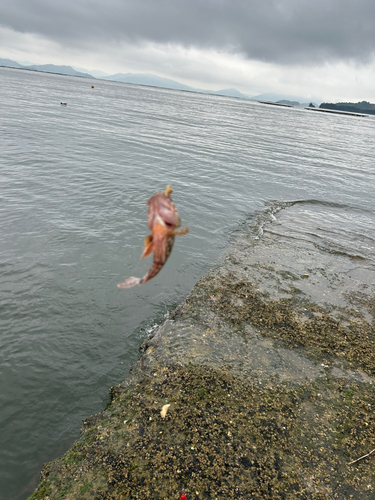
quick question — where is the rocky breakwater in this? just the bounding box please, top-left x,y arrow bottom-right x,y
30,202 -> 375,499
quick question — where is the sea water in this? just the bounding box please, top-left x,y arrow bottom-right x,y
0,67 -> 374,499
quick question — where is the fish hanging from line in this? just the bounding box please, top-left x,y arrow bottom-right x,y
117,185 -> 189,289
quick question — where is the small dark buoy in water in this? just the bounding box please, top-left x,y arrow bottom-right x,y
60,102 -> 67,106
91,85 -> 94,88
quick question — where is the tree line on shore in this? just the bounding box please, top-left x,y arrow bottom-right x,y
319,101 -> 375,115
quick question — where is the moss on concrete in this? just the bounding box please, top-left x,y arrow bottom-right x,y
175,272 -> 375,376
29,364 -> 375,500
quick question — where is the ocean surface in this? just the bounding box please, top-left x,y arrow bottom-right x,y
0,66 -> 374,500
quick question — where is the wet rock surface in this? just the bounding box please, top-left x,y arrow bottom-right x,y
29,206 -> 375,499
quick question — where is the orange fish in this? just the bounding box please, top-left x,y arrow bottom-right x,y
118,185 -> 188,289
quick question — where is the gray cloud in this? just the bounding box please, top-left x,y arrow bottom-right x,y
2,0 -> 375,64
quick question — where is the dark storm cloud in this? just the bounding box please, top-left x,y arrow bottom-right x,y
2,0 -> 375,64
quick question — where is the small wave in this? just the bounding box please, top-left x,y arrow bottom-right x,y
227,199 -> 375,267
279,198 -> 375,216
314,244 -> 367,261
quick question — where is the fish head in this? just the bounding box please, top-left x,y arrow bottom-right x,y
147,192 -> 181,230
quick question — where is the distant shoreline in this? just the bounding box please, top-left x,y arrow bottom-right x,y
2,64 -> 373,119
307,106 -> 369,117
0,64 -> 95,80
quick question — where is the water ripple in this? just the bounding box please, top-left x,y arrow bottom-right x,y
1,67 -> 375,499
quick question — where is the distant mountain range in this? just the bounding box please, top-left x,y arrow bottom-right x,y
0,58 -> 93,78
100,72 -> 255,99
0,57 -> 321,104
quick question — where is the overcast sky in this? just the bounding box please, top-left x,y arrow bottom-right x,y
1,0 -> 375,101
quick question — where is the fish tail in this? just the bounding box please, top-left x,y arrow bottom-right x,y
139,261 -> 164,284
140,234 -> 175,284
117,260 -> 164,289
117,276 -> 142,289
118,233 -> 175,290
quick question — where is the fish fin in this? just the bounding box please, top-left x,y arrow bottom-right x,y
144,234 -> 153,247
165,185 -> 173,196
172,226 -> 189,236
141,235 -> 154,258
117,276 -> 142,289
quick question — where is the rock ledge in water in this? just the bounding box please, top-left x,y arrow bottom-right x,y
29,206 -> 375,499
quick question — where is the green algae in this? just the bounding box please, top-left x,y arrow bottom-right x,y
175,272 -> 375,377
29,365 -> 375,499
